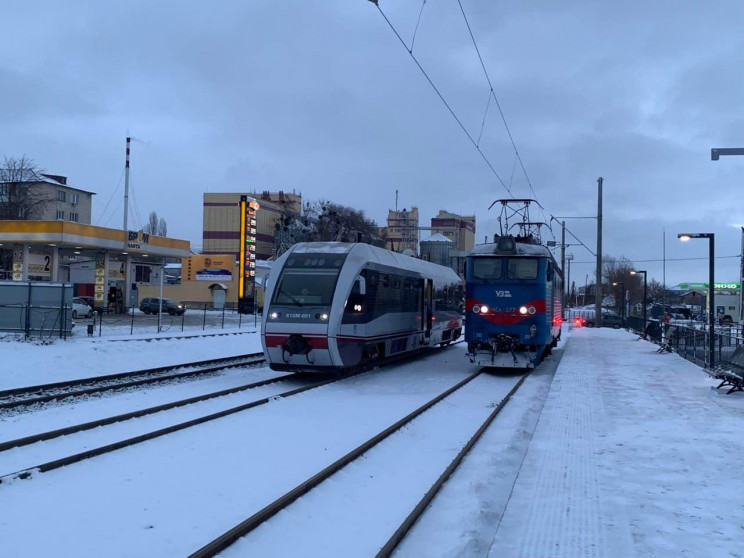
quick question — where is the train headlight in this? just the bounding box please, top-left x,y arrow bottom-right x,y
316,313 -> 329,320
519,306 -> 528,315
270,312 -> 280,319
473,305 -> 481,314
480,305 -> 489,314
529,324 -> 538,338
528,306 -> 536,315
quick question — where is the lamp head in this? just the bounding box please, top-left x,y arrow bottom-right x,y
678,234 -> 691,242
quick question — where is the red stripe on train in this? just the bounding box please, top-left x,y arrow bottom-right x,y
466,298 -> 546,325
264,334 -> 329,349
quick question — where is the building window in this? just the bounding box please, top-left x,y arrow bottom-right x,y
0,184 -> 8,197
57,190 -> 66,202
71,193 -> 79,205
56,210 -> 65,220
69,212 -> 79,222
135,265 -> 151,283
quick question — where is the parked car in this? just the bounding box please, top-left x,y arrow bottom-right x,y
574,313 -> 623,328
71,297 -> 94,319
139,297 -> 185,315
77,295 -> 106,315
600,313 -> 624,329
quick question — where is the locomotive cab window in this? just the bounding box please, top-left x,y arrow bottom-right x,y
507,258 -> 538,280
471,258 -> 502,279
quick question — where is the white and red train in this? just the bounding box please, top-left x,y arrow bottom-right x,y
261,242 -> 463,372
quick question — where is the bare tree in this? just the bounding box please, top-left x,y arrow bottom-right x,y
0,156 -> 51,220
144,211 -> 168,237
275,200 -> 385,253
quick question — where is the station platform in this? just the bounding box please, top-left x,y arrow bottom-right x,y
489,327 -> 742,557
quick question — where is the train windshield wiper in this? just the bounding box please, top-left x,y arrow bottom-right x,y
278,285 -> 304,306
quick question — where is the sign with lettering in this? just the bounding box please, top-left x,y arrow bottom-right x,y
239,196 -> 260,299
126,231 -> 150,250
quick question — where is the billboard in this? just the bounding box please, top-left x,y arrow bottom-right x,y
184,255 -> 234,282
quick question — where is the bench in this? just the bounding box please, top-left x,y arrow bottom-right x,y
707,345 -> 744,395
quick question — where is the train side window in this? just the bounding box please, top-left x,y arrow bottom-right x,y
546,262 -> 553,281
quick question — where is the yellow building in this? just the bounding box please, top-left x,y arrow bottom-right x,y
430,210 -> 476,252
0,220 -> 190,311
137,255 -> 272,310
383,207 -> 419,254
202,191 -> 301,261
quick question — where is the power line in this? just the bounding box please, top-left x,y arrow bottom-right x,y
569,255 -> 740,265
372,2 -> 597,259
95,167 -> 125,226
456,0 -> 536,201
374,3 -> 512,195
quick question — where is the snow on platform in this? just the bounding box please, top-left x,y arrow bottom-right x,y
488,327 -> 743,558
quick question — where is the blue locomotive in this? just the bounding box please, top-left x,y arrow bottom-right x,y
465,234 -> 563,368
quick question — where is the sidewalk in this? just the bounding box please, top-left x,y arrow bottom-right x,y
489,327 -> 743,557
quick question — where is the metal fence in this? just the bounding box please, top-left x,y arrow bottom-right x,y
0,282 -> 73,339
624,315 -> 744,369
81,303 -> 261,338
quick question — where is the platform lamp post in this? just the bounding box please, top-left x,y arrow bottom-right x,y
612,281 -> 624,326
630,270 -> 647,333
678,233 -> 715,368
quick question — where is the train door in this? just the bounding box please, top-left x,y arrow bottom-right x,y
424,279 -> 433,338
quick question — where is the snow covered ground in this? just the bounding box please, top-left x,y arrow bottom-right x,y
0,326 -> 741,557
0,327 -> 261,390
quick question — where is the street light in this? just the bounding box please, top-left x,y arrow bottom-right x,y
678,232 -> 715,368
711,147 -> 744,161
612,281 -> 625,326
630,270 -> 647,334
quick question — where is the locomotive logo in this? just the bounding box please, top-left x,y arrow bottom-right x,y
494,290 -> 512,297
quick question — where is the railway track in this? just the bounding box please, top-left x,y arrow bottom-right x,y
0,344 -> 464,485
0,372 -> 350,484
186,364 -> 531,558
0,353 -> 266,413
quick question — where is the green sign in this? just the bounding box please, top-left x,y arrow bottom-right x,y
678,282 -> 739,290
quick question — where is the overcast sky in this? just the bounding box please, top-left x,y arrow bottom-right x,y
2,0 -> 742,288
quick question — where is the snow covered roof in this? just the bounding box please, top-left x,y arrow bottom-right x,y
420,233 -> 452,243
0,169 -> 96,195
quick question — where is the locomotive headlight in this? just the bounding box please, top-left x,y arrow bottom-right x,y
529,324 -> 538,338
473,305 -> 481,314
519,306 -> 528,315
528,306 -> 536,315
480,305 -> 489,314
319,313 -> 329,320
270,312 -> 279,319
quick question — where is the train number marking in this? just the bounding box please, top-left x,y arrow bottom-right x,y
494,290 -> 512,297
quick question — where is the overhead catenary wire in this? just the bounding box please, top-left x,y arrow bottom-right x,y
373,4 -> 512,195
372,2 -> 595,258
409,0 -> 427,53
570,255 -> 740,265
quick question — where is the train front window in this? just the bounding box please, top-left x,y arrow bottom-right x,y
471,258 -> 502,279
273,272 -> 339,306
507,258 -> 538,280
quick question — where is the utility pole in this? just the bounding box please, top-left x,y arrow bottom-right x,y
395,189 -> 398,212
595,177 -> 603,326
560,221 -> 566,318
123,136 -> 131,232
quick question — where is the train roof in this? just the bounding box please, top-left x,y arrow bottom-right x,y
468,241 -> 553,257
287,242 -> 461,282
